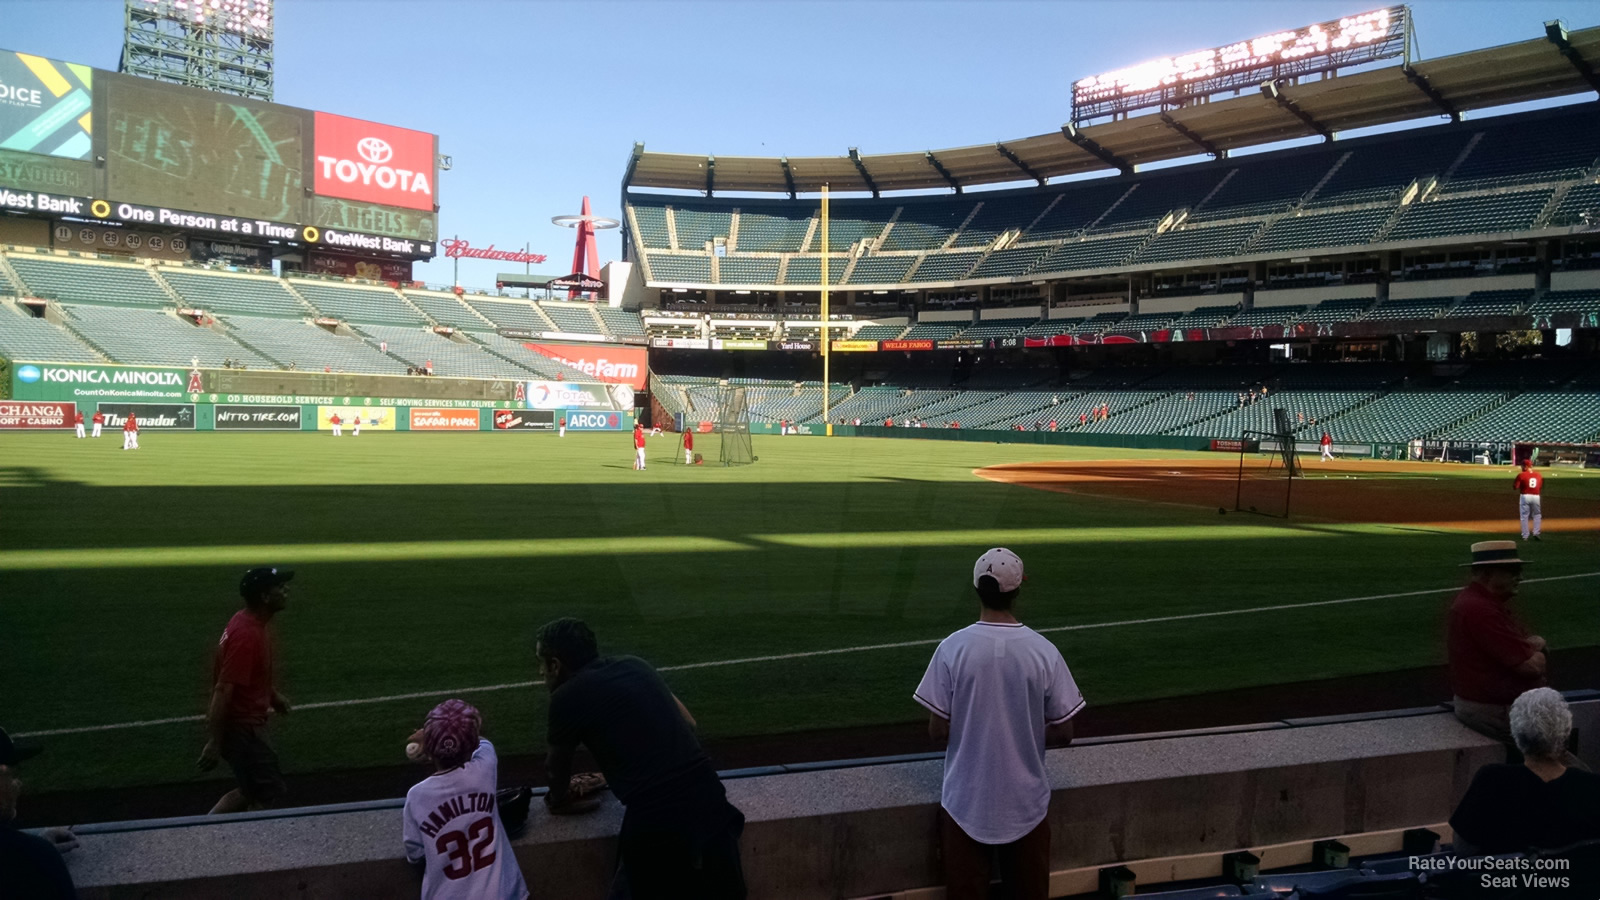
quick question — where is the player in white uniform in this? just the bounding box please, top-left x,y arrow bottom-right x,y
403,700 -> 529,900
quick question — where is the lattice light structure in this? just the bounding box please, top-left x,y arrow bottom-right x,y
121,0 -> 274,101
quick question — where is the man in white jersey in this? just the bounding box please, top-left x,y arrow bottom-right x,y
914,548 -> 1084,900
403,699 -> 529,900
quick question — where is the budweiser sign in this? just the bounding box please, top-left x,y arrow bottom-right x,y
440,239 -> 547,264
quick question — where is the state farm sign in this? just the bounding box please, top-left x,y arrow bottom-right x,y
313,111 -> 436,212
522,342 -> 648,390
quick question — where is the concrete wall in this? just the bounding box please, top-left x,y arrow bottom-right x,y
1254,284 -> 1378,308
1051,302 -> 1127,319
982,305 -> 1041,320
1140,293 -> 1244,315
1551,269 -> 1600,291
1388,274 -> 1535,300
916,310 -> 975,323
52,701 -> 1600,900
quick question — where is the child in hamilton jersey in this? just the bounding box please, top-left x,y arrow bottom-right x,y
403,700 -> 529,900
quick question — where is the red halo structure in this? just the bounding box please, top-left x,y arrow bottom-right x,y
551,196 -> 619,299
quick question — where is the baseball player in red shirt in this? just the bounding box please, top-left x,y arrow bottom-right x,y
1513,460 -> 1542,541
1320,431 -> 1333,461
91,409 -> 104,438
122,413 -> 139,450
683,426 -> 694,465
633,422 -> 646,470
559,416 -> 567,438
329,413 -> 342,437
73,410 -> 85,439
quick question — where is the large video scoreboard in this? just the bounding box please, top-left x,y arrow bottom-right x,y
0,49 -> 437,261
1071,6 -> 1410,123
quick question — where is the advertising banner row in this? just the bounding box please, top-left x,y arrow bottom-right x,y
9,363 -> 638,412
652,338 -> 829,352
0,401 -> 634,431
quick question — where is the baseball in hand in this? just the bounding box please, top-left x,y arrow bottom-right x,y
406,741 -> 425,762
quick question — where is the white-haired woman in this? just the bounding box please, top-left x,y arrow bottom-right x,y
1449,688 -> 1600,855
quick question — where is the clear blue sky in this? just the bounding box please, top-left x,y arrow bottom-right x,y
8,0 -> 1598,287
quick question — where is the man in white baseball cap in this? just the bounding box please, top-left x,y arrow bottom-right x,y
913,548 -> 1084,900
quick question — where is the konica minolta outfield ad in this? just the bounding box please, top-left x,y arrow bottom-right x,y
11,362 -> 191,402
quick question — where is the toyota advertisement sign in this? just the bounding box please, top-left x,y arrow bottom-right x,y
313,111 -> 436,212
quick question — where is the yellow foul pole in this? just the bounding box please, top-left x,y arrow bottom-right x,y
821,184 -> 831,436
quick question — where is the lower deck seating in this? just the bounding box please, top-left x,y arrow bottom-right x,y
1171,391 -> 1374,438
1325,391 -> 1503,442
351,325 -> 532,379
63,305 -> 269,367
220,316 -> 406,374
1435,391 -> 1600,442
0,302 -> 103,362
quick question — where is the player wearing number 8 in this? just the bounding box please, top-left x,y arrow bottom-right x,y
403,700 -> 529,900
1514,460 -> 1543,542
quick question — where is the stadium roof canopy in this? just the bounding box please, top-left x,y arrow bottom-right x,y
623,23 -> 1600,197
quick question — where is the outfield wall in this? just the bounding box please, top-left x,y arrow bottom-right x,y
0,401 -> 637,432
42,700 -> 1600,900
2,362 -> 639,431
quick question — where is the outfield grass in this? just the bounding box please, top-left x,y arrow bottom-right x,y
2,430 -> 1597,795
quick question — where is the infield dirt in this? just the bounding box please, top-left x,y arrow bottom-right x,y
977,457 -> 1600,533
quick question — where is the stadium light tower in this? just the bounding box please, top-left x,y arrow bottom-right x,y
120,0 -> 274,101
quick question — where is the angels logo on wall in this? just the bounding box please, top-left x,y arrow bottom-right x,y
187,368 -> 204,394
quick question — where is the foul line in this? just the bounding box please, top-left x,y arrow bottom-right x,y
16,571 -> 1599,740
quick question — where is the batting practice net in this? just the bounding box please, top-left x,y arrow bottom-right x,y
678,385 -> 755,466
715,385 -> 755,466
1232,409 -> 1299,518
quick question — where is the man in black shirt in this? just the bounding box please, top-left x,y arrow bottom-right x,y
537,617 -> 746,899
0,727 -> 78,900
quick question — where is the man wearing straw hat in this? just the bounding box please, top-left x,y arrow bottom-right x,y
1448,541 -> 1549,748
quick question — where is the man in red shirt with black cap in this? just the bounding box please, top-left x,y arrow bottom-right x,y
73,410 -> 85,439
200,566 -> 294,813
121,412 -> 139,450
90,409 -> 104,438
633,421 -> 647,470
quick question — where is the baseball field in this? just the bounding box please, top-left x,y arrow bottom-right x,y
2,430 -> 1598,807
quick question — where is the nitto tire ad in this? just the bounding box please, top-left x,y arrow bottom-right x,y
214,404 -> 301,430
